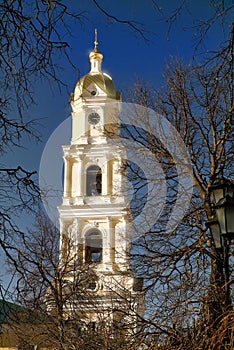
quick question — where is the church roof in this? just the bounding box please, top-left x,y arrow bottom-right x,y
0,299 -> 48,325
0,299 -> 20,323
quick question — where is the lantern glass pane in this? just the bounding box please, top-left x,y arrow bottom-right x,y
216,206 -> 234,235
216,207 -> 226,234
210,222 -> 222,249
212,188 -> 224,204
226,207 -> 234,234
226,186 -> 234,198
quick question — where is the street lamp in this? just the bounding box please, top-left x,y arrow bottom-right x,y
207,178 -> 234,306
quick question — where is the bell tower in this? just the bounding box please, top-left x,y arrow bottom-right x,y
58,31 -> 144,330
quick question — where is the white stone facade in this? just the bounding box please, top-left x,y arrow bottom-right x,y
58,37 -> 144,327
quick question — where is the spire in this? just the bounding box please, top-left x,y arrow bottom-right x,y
94,28 -> 98,53
89,29 -> 103,73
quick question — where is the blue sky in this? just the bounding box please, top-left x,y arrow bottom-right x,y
5,0 -> 231,173
1,0 -> 232,294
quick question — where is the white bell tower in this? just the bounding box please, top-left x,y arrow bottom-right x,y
58,31 -> 144,329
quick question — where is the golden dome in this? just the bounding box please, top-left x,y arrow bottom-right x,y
75,72 -> 117,99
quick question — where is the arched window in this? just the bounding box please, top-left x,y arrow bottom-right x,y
86,165 -> 102,196
85,231 -> 102,263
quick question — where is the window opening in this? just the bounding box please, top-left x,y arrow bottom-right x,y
86,165 -> 102,196
85,231 -> 102,263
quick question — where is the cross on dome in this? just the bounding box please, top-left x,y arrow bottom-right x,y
89,29 -> 103,73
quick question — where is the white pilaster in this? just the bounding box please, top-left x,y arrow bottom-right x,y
63,156 -> 71,201
77,157 -> 83,197
102,160 -> 109,196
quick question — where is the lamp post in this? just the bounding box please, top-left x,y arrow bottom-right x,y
207,178 -> 234,307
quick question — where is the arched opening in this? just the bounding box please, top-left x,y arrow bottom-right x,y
85,231 -> 102,263
86,165 -> 102,196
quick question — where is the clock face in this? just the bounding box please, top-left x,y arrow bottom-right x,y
88,112 -> 100,125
